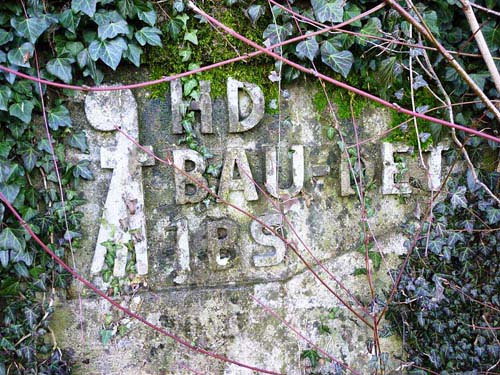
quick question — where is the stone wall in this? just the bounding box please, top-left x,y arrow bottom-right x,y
52,77 -> 447,374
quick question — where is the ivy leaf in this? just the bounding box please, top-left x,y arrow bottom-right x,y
311,0 -> 344,24
68,131 -> 89,152
24,306 -> 38,329
296,36 -> 319,61
46,58 -> 73,84
135,26 -> 162,47
117,0 -> 136,18
183,30 -> 198,46
263,23 -> 293,45
88,38 -> 127,70
98,20 -> 129,40
166,17 -> 183,40
21,147 -> 38,172
0,250 -> 7,267
137,9 -> 156,26
427,239 -> 444,255
9,100 -> 34,123
59,41 -> 84,57
48,105 -> 72,130
124,43 -> 142,67
486,207 -> 500,225
0,228 -> 25,252
100,329 -> 114,345
7,42 -> 34,68
59,9 -> 81,34
358,17 -> 382,46
247,5 -> 264,24
320,41 -> 353,78
343,4 -> 361,27
0,28 -> 13,46
72,0 -> 97,17
0,338 -> 15,351
447,231 -> 464,247
92,10 -> 124,26
73,160 -> 94,180
11,17 -> 49,44
0,86 -> 12,111
450,186 -> 467,209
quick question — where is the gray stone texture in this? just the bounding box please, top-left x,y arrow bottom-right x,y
55,78 -> 448,374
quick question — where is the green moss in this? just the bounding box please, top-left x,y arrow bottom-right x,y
313,82 -> 369,120
146,1 -> 278,111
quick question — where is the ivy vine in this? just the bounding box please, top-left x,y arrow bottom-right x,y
0,0 -> 160,372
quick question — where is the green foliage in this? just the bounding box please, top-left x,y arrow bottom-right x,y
0,0 -> 159,372
388,170 -> 500,372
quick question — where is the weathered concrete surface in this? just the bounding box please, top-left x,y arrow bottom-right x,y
55,78 -> 445,374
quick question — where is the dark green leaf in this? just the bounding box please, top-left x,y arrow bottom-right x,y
11,17 -> 49,44
93,10 -> 124,26
0,338 -> 15,351
343,3 -> 361,27
263,23 -> 293,45
59,9 -> 81,34
9,100 -> 34,123
320,41 -> 353,78
68,131 -> 89,152
72,0 -> 97,17
0,250 -> 9,267
21,147 -> 38,172
7,42 -> 34,68
73,160 -> 94,180
24,306 -> 38,329
247,5 -> 264,24
59,41 -> 85,57
48,105 -> 72,130
486,207 -> 500,225
353,267 -> 368,276
0,28 -> 13,46
0,228 -> 25,252
358,17 -> 382,46
46,58 -> 73,83
296,36 -> 319,61
450,186 -> 467,209
98,20 -> 129,40
166,17 -> 183,40
124,43 -> 142,67
0,86 -> 12,111
88,38 -> 127,70
137,9 -> 156,26
311,0 -> 344,23
135,26 -> 162,46
118,0 -> 136,18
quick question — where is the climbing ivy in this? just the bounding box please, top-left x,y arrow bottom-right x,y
0,0 -> 160,372
388,168 -> 500,373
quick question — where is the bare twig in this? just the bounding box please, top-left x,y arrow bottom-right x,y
385,0 -> 500,123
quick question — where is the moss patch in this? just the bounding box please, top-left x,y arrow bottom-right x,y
146,1 -> 278,110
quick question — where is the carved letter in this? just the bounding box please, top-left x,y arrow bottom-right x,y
173,218 -> 190,284
381,142 -> 412,195
207,219 -> 239,271
227,78 -> 264,133
85,89 -> 154,277
251,214 -> 286,267
426,143 -> 449,191
172,149 -> 208,204
171,79 -> 213,134
218,148 -> 258,201
265,145 -> 304,198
